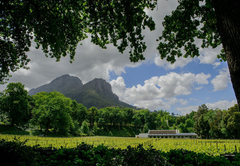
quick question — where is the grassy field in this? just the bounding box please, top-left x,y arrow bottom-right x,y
1,134 -> 240,156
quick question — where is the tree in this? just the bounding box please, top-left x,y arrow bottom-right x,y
92,121 -> 98,135
157,0 -> 240,109
98,108 -> 110,132
1,0 -> 157,82
71,100 -> 87,126
0,82 -> 30,127
178,122 -> 187,133
116,109 -> 125,132
31,91 -> 73,135
209,110 -> 223,138
81,120 -> 89,135
87,107 -> 98,127
198,115 -> 210,139
143,123 -> 149,133
132,112 -> 142,129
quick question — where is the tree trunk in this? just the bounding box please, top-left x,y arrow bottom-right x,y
45,119 -> 50,136
212,0 -> 240,110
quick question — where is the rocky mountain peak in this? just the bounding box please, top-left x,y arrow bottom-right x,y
28,74 -> 83,96
84,78 -> 119,101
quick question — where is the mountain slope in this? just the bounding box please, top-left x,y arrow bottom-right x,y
29,75 -> 136,109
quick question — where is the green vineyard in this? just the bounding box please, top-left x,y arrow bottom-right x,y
1,134 -> 240,156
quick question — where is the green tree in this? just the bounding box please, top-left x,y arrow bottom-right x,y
1,0 -> 156,82
221,110 -> 230,138
108,107 -> 118,127
209,110 -> 223,138
71,100 -> 87,126
132,112 -> 142,129
143,123 -> 149,133
184,119 -> 194,133
98,108 -> 110,132
178,122 -> 187,133
31,91 -> 73,135
198,115 -> 210,139
81,120 -> 89,135
123,108 -> 134,126
0,82 -> 30,127
116,109 -> 125,132
157,0 -> 240,109
221,105 -> 240,139
87,107 -> 98,127
92,121 -> 98,135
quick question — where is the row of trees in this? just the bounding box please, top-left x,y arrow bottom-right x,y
177,104 -> 240,139
1,82 -> 238,138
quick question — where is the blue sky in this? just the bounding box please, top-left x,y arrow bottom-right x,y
0,1 -> 237,115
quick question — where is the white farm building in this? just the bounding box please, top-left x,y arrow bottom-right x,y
136,130 -> 197,139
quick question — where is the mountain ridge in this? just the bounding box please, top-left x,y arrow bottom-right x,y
28,75 -> 136,109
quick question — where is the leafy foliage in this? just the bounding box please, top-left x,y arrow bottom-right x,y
0,82 -> 30,127
2,138 -> 240,165
1,0 -> 157,82
157,0 -> 224,63
31,91 -> 73,135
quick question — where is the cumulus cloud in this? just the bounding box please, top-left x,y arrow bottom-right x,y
178,99 -> 188,105
176,100 -> 237,115
211,68 -> 230,91
111,72 -> 210,110
110,77 -> 126,99
206,100 -> 237,110
195,86 -> 203,90
198,46 -> 222,64
176,106 -> 199,115
213,62 -> 221,68
154,55 -> 193,70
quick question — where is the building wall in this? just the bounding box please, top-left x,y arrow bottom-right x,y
148,135 -> 197,139
138,133 -> 149,138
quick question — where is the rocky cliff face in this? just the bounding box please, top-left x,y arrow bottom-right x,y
28,75 -> 135,109
28,74 -> 83,96
82,78 -> 119,102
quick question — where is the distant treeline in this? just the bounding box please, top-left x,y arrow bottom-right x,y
0,82 -> 239,138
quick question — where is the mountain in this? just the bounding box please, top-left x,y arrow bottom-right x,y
28,75 -> 136,109
28,74 -> 83,96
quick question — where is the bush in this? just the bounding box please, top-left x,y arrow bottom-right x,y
1,139 -> 240,166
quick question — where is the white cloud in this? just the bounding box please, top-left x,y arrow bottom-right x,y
133,99 -> 172,110
110,77 -> 126,99
111,72 -> 210,110
211,68 -> 230,91
206,100 -> 237,110
195,73 -> 211,84
176,100 -> 237,115
213,62 -> 221,68
176,106 -> 199,115
154,55 -> 193,70
198,46 -> 222,64
178,99 -> 188,105
195,86 -> 203,90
